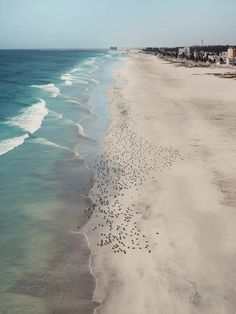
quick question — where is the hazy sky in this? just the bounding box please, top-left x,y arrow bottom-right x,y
0,0 -> 235,49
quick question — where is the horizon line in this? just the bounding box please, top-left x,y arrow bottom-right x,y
0,44 -> 235,51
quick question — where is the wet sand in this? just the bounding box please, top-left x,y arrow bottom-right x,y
84,53 -> 236,314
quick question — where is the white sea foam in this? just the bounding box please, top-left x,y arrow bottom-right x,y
48,110 -> 63,119
84,59 -> 96,66
77,75 -> 100,85
71,66 -> 81,73
0,134 -> 29,156
67,99 -> 83,105
48,109 -> 77,126
31,137 -> 72,152
5,99 -> 48,134
67,100 -> 93,114
32,137 -> 80,158
76,79 -> 90,85
31,83 -> 60,97
61,72 -> 95,86
64,117 -> 76,125
88,78 -> 100,85
76,123 -> 85,137
60,73 -> 74,86
48,110 -> 80,128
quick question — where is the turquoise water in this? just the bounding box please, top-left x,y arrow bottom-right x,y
0,50 -> 121,313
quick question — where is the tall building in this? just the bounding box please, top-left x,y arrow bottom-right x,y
227,47 -> 236,60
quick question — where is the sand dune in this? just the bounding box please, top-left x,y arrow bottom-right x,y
84,54 -> 236,314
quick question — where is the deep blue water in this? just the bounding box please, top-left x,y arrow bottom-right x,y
0,49 -> 121,313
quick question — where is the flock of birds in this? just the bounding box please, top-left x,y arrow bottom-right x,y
80,85 -> 183,254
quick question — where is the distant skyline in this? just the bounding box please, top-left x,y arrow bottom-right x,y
0,0 -> 235,49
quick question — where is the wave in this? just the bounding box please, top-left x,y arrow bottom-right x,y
48,110 -> 63,119
31,137 -> 80,158
76,123 -> 85,137
48,110 -> 78,126
61,72 -> 98,86
87,67 -> 98,74
5,99 -> 48,134
67,100 -> 93,114
67,99 -> 83,105
31,137 -> 72,152
76,122 -> 96,143
31,83 -> 60,97
60,73 -> 74,86
88,77 -> 100,85
84,58 -> 97,66
0,134 -> 29,156
71,66 -> 81,73
49,108 -> 88,129
76,75 -> 100,85
75,79 -> 90,85
87,58 -> 96,63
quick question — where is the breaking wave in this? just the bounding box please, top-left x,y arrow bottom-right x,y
0,134 -> 29,156
60,73 -> 74,86
31,83 -> 60,97
5,99 -> 48,134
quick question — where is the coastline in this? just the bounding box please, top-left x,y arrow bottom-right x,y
87,53 -> 236,314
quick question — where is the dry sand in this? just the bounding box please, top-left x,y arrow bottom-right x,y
84,53 -> 236,314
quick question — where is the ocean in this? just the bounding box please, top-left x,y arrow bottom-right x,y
0,49 -> 121,313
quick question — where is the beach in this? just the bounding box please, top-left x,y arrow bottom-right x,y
85,53 -> 236,314
1,50 -> 236,314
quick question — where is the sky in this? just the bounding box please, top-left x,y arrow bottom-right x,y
0,0 -> 235,49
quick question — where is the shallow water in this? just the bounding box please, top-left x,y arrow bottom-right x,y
0,49 -> 122,313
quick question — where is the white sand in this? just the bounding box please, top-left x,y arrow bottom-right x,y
85,54 -> 236,314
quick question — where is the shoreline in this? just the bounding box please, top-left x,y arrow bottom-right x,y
86,53 -> 236,314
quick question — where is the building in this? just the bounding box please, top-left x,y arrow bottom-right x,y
220,51 -> 228,61
227,47 -> 236,60
178,47 -> 191,57
227,47 -> 236,65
